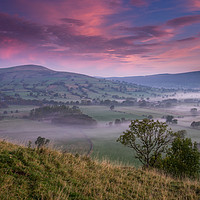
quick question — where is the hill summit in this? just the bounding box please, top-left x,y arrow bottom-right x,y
1,64 -> 52,72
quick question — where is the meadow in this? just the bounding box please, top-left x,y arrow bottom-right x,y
1,103 -> 199,167
1,140 -> 199,200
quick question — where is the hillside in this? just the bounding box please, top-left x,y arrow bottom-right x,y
0,140 -> 199,200
107,71 -> 200,89
0,65 -> 152,101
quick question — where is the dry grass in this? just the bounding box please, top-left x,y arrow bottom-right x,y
0,140 -> 199,200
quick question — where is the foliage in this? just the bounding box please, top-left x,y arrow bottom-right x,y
35,136 -> 50,148
191,121 -> 200,128
166,115 -> 174,123
110,105 -> 115,110
117,119 -> 174,168
162,137 -> 200,178
191,108 -> 198,115
30,105 -> 81,119
115,118 -> 121,125
174,130 -> 187,139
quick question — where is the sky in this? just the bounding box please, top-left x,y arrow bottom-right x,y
0,0 -> 200,77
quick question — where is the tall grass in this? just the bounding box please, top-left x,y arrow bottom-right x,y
0,140 -> 199,200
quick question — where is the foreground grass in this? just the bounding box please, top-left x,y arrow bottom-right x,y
0,140 -> 200,200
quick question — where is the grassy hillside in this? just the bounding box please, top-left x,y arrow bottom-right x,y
0,140 -> 199,200
108,71 -> 200,89
0,65 -> 154,101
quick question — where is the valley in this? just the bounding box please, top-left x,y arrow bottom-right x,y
0,65 -> 200,167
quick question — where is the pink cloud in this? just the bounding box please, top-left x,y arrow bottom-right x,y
14,0 -> 122,36
185,0 -> 200,11
166,14 -> 200,27
130,0 -> 149,7
0,0 -> 199,76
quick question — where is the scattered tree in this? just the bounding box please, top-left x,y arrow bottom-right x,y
117,119 -> 174,168
148,115 -> 153,119
110,105 -> 115,110
191,121 -> 200,128
115,119 -> 121,125
166,115 -> 174,124
190,108 -> 198,116
172,119 -> 178,124
108,121 -> 113,126
35,136 -> 50,148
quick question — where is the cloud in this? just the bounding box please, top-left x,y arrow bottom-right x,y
130,0 -> 149,7
122,25 -> 171,38
166,15 -> 200,27
176,37 -> 197,42
184,0 -> 200,11
60,18 -> 85,26
0,0 -> 199,76
0,13 -> 46,43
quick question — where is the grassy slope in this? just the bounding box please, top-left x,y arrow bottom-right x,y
0,65 -> 155,101
0,140 -> 199,200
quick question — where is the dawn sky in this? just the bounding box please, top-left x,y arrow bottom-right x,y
0,0 -> 200,76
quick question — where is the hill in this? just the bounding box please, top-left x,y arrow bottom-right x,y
0,65 -> 152,101
107,71 -> 200,89
0,140 -> 199,200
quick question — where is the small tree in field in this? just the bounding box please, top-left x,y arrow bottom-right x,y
110,105 -> 115,111
35,136 -> 50,148
117,119 -> 174,168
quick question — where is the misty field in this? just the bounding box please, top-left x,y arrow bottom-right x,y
0,103 -> 200,166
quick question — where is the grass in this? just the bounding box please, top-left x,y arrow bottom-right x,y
91,138 -> 141,167
0,140 -> 200,200
79,105 -> 142,122
1,104 -> 200,167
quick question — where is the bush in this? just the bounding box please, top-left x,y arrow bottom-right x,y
161,137 -> 200,178
35,136 -> 50,148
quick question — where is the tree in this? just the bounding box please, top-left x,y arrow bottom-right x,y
110,105 -> 115,110
148,115 -> 153,119
190,108 -> 198,116
172,119 -> 178,124
166,115 -> 174,124
175,130 -> 187,138
35,136 -> 50,148
117,119 -> 174,168
3,111 -> 7,114
162,137 -> 200,177
115,119 -> 121,125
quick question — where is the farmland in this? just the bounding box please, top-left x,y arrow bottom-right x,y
1,102 -> 200,167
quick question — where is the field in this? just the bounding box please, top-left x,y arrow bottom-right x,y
1,103 -> 200,167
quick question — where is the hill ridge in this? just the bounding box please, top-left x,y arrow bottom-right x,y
107,71 -> 200,89
0,64 -> 53,72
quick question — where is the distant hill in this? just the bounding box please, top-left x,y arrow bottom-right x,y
0,65 -> 151,101
0,140 -> 199,199
107,71 -> 200,89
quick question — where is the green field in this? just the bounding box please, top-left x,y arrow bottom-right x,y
0,104 -> 200,167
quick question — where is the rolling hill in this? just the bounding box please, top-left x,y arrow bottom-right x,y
107,71 -> 200,89
0,140 -> 199,200
0,65 -> 151,101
